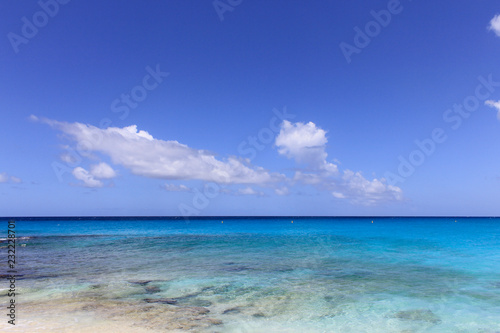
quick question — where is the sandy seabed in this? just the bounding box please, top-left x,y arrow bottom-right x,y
1,298 -> 226,333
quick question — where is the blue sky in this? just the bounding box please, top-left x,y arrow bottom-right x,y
1,0 -> 500,216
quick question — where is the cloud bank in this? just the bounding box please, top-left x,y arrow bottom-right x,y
275,120 -> 402,205
39,117 -> 282,185
40,116 -> 402,205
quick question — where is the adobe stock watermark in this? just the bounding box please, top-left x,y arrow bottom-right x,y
51,64 -> 168,182
7,0 -> 71,54
384,74 -> 500,186
213,0 -> 242,21
178,106 -> 295,218
339,0 -> 411,64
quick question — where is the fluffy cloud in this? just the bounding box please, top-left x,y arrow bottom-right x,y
0,173 -> 7,183
40,116 -> 402,205
60,153 -> 78,165
40,117 -> 282,185
332,192 -> 345,199
485,100 -> 500,121
238,187 -> 264,196
216,187 -> 265,196
306,169 -> 402,205
275,120 -> 338,173
293,171 -> 325,185
90,162 -> 116,179
72,167 -> 103,188
489,14 -> 500,37
340,170 -> 403,205
274,187 -> 290,196
276,120 -> 402,205
162,184 -> 191,192
71,162 -> 116,187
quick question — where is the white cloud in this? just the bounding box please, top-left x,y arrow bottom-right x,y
72,167 -> 103,188
217,187 -> 265,196
0,173 -> 22,184
340,170 -> 402,205
332,192 -> 345,199
238,187 -> 264,196
293,171 -> 325,185
40,116 -> 402,205
70,163 -> 116,187
276,120 -> 403,205
485,100 -> 500,121
162,184 -> 191,192
60,153 -> 79,165
90,162 -> 116,179
489,14 -> 500,37
275,120 -> 338,174
299,168 -> 401,205
275,187 -> 290,196
39,118 -> 283,185
10,176 -> 22,183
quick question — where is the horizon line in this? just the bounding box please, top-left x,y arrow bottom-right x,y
2,215 -> 499,220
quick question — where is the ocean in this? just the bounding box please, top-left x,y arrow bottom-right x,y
1,217 -> 499,332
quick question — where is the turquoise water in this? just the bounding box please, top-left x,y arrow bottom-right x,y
3,217 -> 500,332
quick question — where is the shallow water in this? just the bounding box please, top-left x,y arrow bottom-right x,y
2,217 -> 499,332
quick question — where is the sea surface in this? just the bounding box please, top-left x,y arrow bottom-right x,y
1,217 -> 499,332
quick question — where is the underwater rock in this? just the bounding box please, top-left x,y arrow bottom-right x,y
252,312 -> 265,318
393,309 -> 441,324
222,307 -> 242,314
172,293 -> 212,307
223,265 -> 253,272
208,318 -> 223,325
129,280 -> 152,286
143,298 -> 177,305
174,293 -> 210,307
176,291 -> 203,299
185,306 -> 210,315
189,299 -> 213,307
144,285 -> 161,294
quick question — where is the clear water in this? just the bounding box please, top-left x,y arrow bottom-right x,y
2,217 -> 500,332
